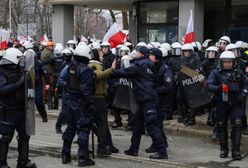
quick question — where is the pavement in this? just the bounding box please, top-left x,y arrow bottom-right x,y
7,108 -> 248,168
43,106 -> 248,141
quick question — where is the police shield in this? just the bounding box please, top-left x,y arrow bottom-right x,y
179,64 -> 211,109
24,49 -> 36,136
113,78 -> 138,114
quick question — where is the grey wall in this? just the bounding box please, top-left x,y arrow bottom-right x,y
129,8 -> 138,45
178,0 -> 204,43
52,5 -> 74,46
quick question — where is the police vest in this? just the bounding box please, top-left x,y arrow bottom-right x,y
0,67 -> 25,104
54,57 -> 64,77
68,64 -> 81,91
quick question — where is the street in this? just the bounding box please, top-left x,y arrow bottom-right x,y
8,118 -> 248,168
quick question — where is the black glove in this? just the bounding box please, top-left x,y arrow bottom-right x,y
229,84 -> 240,93
15,76 -> 24,88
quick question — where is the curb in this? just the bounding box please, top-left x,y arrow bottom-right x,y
10,141 -> 192,168
39,112 -> 248,146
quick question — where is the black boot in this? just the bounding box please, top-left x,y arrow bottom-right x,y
78,156 -> 95,167
149,151 -> 168,160
111,146 -> 119,153
177,102 -> 187,123
145,146 -> 157,153
62,141 -> 72,164
184,109 -> 196,126
97,145 -> 111,157
124,149 -> 138,156
231,119 -> 242,160
0,142 -> 9,168
17,139 -> 36,168
217,121 -> 229,158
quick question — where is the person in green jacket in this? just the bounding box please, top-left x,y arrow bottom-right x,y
88,48 -> 119,157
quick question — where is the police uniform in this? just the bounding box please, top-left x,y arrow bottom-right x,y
146,52 -> 173,153
35,58 -> 50,122
112,49 -> 167,159
53,54 -> 65,109
207,62 -> 248,160
0,65 -> 36,168
55,58 -> 71,134
59,56 -> 95,166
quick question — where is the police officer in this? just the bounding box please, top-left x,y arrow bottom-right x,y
0,48 -> 36,168
145,48 -> 173,154
226,43 -> 248,135
218,36 -> 231,54
52,44 -> 64,109
112,46 -> 168,159
55,48 -> 74,134
58,44 -> 95,167
167,42 -> 183,123
202,46 -> 219,126
35,48 -> 50,123
67,40 -> 77,50
177,44 -> 209,126
124,42 -> 133,52
159,43 -> 171,64
207,51 -> 248,160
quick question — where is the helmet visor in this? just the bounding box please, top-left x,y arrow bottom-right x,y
206,51 -> 216,59
172,48 -> 181,56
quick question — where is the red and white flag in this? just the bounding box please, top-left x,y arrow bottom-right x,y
103,23 -> 126,48
0,29 -> 10,50
184,10 -> 194,44
40,34 -> 48,43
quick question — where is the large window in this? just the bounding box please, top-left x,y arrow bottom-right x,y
138,1 -> 178,43
204,0 -> 248,42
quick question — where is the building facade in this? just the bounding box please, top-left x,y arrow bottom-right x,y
42,0 -> 248,45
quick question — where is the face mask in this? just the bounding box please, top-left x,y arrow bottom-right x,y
130,50 -> 137,59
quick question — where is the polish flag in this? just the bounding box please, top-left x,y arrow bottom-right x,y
103,23 -> 126,48
0,29 -> 10,50
40,34 -> 48,43
184,10 -> 195,44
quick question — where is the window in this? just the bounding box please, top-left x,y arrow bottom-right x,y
138,0 -> 178,43
204,0 -> 248,42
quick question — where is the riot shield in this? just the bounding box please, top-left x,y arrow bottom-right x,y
113,78 -> 138,114
179,60 -> 211,109
24,49 -> 36,136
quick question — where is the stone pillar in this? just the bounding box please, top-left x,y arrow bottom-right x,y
178,0 -> 204,43
52,5 -> 74,46
128,4 -> 138,45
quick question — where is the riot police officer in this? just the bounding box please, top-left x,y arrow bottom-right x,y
145,48 -> 173,153
177,44 -> 210,126
67,40 -> 77,50
112,46 -> 168,159
226,43 -> 248,135
218,36 -> 231,54
52,44 -> 64,109
207,51 -> 248,160
55,48 -> 74,134
35,49 -> 50,123
202,46 -> 219,126
167,42 -> 183,122
0,48 -> 36,168
58,44 -> 95,166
